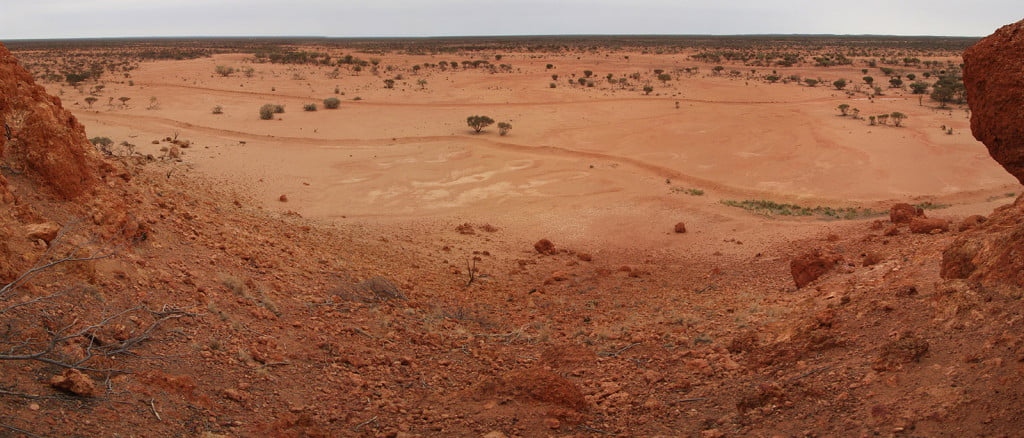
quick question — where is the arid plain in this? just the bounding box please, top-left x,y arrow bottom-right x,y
3,37 -> 1024,436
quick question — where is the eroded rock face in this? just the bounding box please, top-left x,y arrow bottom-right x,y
940,195 -> 1024,291
0,42 -> 107,199
962,19 -> 1024,184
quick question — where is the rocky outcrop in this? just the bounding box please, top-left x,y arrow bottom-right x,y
962,19 -> 1024,184
889,203 -> 924,224
0,42 -> 108,199
941,195 -> 1024,291
941,21 -> 1024,293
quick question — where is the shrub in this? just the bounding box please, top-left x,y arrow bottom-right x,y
890,112 -> 907,127
259,104 -> 277,120
837,104 -> 850,116
323,97 -> 341,109
89,136 -> 114,148
273,104 -> 285,113
212,105 -> 223,114
466,115 -> 495,133
833,78 -> 847,90
498,122 -> 512,136
215,65 -> 235,77
303,103 -> 317,112
803,78 -> 819,87
643,85 -> 654,95
657,73 -> 672,82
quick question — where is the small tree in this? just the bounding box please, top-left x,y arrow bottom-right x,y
909,81 -> 929,94
869,115 -> 876,126
877,114 -> 889,125
852,108 -> 860,119
383,79 -> 395,89
583,70 -> 593,78
466,115 -> 495,133
889,77 -> 903,88
417,79 -> 428,89
930,75 -> 965,107
643,85 -> 654,95
657,73 -> 672,83
833,78 -> 847,90
803,78 -> 819,87
303,103 -> 317,111
498,122 -> 512,136
323,97 -> 341,109
837,104 -> 850,116
118,96 -> 131,108
863,76 -> 874,85
84,96 -> 98,108
890,112 -> 907,127
765,74 -> 780,83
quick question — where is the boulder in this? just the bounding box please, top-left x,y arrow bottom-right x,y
889,203 -> 924,224
963,19 -> 1024,184
790,249 -> 842,288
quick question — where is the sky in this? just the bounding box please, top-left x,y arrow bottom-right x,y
1,0 -> 1022,40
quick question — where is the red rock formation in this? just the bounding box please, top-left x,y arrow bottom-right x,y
963,19 -> 1024,184
941,21 -> 1024,292
790,249 -> 842,289
0,42 -> 108,199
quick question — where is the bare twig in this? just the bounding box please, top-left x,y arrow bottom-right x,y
149,399 -> 162,421
672,397 -> 709,404
0,422 -> 42,438
598,342 -> 641,357
353,416 -> 378,432
466,258 -> 477,287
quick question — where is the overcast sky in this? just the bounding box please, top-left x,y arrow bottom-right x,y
2,0 -> 1021,40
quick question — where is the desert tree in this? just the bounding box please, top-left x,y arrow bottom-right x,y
765,74 -> 780,83
833,78 -> 847,90
909,81 -> 929,94
803,78 -> 819,87
863,76 -> 874,85
383,79 -> 395,89
890,112 -> 907,127
930,75 -> 965,107
851,107 -> 860,119
417,79 -> 428,89
837,103 -> 850,116
118,96 -> 130,108
583,70 -> 593,78
713,66 -> 725,75
889,77 -> 903,88
642,85 -> 654,95
657,73 -> 672,83
869,115 -> 877,126
466,115 -> 495,133
498,122 -> 512,136
84,96 -> 98,108
877,113 -> 889,125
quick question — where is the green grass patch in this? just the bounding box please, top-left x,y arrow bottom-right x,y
913,201 -> 951,210
721,199 -> 885,220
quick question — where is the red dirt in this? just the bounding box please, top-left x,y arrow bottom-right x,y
2,34 -> 1024,438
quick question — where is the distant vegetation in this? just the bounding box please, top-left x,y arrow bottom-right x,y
466,115 -> 495,133
722,199 -> 884,220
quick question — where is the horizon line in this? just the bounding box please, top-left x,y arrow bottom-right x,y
0,33 -> 985,42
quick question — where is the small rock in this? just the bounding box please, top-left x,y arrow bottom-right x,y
482,432 -> 508,438
909,217 -> 950,234
958,214 -> 987,231
790,249 -> 843,288
49,369 -> 97,397
534,238 -> 556,255
278,194 -> 288,202
25,222 -> 61,244
577,253 -> 593,262
542,417 -> 561,429
674,222 -> 687,233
